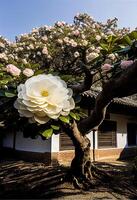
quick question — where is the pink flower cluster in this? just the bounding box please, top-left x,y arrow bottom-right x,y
120,60 -> 134,69
42,47 -> 48,55
101,63 -> 112,73
56,21 -> 65,27
6,64 -> 34,77
23,68 -> 34,77
72,30 -> 80,36
6,64 -> 21,76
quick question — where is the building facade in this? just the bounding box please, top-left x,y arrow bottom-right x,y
1,89 -> 137,165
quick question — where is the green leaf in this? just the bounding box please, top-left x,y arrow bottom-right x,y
0,80 -> 9,85
75,106 -> 80,110
75,113 -> 80,121
118,45 -> 126,49
59,116 -> 70,124
69,111 -> 77,120
0,72 -> 4,76
79,111 -> 88,118
123,35 -> 132,45
129,31 -> 137,40
117,46 -> 131,54
4,92 -> 16,98
51,125 -> 60,130
60,75 -> 73,82
41,128 -> 53,139
107,35 -> 113,43
34,69 -> 44,75
0,90 -> 5,97
100,43 -> 108,51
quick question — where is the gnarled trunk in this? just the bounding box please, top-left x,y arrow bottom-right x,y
71,134 -> 92,180
64,121 -> 111,189
64,121 -> 93,188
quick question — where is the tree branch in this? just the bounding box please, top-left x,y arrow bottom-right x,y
69,48 -> 95,94
70,61 -> 94,94
78,60 -> 137,134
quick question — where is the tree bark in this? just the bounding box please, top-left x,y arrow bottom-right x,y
70,122 -> 92,179
63,121 -> 95,188
64,121 -> 111,188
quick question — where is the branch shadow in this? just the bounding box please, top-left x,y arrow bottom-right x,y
0,160 -> 83,199
92,161 -> 137,200
0,160 -> 137,199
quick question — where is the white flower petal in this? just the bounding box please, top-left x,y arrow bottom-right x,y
61,111 -> 70,116
63,98 -> 75,112
14,74 -> 75,124
47,112 -> 60,119
19,109 -> 33,117
34,115 -> 49,124
29,117 -> 36,123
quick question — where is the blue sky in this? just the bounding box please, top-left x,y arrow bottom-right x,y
0,0 -> 137,41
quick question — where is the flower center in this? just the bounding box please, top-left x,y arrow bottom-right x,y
41,90 -> 49,97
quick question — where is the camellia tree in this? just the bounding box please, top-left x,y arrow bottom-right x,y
1,13 -> 137,188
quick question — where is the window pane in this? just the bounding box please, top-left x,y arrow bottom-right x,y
98,120 -> 117,148
127,123 -> 137,146
60,132 -> 74,150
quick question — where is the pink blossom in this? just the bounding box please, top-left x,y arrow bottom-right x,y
120,60 -> 134,69
64,37 -> 69,43
95,35 -> 101,41
23,68 -> 34,77
6,64 -> 21,76
57,39 -> 63,44
42,47 -> 48,55
69,39 -> 77,47
56,21 -> 65,27
101,64 -> 112,72
72,30 -> 80,36
42,36 -> 48,42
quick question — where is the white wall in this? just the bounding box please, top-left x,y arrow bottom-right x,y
15,131 -> 51,152
3,131 -> 51,153
110,113 -> 137,149
87,130 -> 98,149
3,113 -> 137,153
51,133 -> 59,152
43,113 -> 137,152
84,113 -> 133,150
3,132 -> 14,148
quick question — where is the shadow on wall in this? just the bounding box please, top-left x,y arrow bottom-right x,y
118,122 -> 137,160
118,146 -> 137,160
0,147 -> 52,165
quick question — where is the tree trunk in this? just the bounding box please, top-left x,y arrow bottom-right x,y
63,121 -> 94,188
71,134 -> 92,180
64,121 -> 111,189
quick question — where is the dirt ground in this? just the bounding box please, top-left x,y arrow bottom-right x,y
0,159 -> 137,199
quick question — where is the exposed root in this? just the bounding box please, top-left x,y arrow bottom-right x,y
67,161 -> 113,190
91,163 -> 112,182
72,174 -> 95,190
64,121 -> 113,190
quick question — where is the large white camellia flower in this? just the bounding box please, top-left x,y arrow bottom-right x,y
14,74 -> 75,124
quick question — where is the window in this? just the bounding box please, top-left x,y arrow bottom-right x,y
98,120 -> 117,148
127,123 -> 137,146
60,132 -> 74,151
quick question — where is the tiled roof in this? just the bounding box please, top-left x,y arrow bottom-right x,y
82,88 -> 137,108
